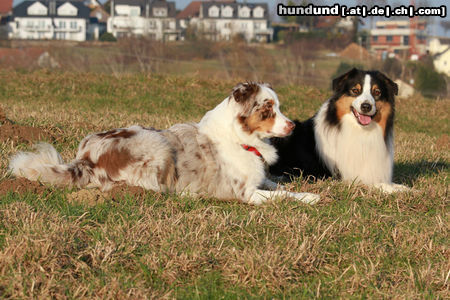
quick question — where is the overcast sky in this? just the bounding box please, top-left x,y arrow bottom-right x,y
12,0 -> 450,36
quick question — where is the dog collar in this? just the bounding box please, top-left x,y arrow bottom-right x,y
241,144 -> 262,158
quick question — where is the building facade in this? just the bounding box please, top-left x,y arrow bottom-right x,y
8,0 -> 90,41
428,37 -> 450,76
370,20 -> 427,58
177,1 -> 273,42
107,0 -> 181,41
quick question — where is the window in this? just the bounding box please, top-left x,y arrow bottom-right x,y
70,21 -> 77,29
56,32 -> 66,39
59,21 -> 66,29
403,35 -> 409,45
372,36 -> 378,42
241,23 -> 247,29
386,35 -> 392,42
254,22 -> 260,29
153,8 -> 167,17
253,6 -> 264,18
148,20 -> 156,29
130,8 -> 139,16
239,7 -> 250,18
26,20 -> 33,28
222,6 -> 233,17
209,6 -> 219,17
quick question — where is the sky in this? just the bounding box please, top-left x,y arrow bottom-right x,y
11,0 -> 450,37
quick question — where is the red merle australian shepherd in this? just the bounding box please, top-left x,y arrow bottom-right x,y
270,68 -> 409,193
9,82 -> 319,205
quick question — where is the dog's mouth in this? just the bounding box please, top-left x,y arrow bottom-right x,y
351,107 -> 375,126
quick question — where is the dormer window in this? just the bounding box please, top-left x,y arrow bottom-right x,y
115,5 -> 140,16
57,2 -> 78,17
27,2 -> 48,16
253,6 -> 264,18
239,6 -> 250,18
130,7 -> 140,16
222,6 -> 233,18
153,8 -> 167,17
209,5 -> 219,17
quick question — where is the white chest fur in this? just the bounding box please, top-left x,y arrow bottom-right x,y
314,101 -> 393,184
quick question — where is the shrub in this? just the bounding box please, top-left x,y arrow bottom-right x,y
332,61 -> 364,79
99,32 -> 117,42
414,64 -> 447,98
382,58 -> 403,79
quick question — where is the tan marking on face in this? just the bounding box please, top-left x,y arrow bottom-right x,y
350,83 -> 362,95
238,99 -> 276,134
335,95 -> 355,122
372,84 -> 379,91
96,147 -> 135,178
373,101 -> 392,136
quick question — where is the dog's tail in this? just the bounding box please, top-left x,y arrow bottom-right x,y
9,143 -> 92,187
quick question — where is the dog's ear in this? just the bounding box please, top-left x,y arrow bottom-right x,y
374,71 -> 398,96
232,82 -> 260,103
332,68 -> 359,93
260,82 -> 273,90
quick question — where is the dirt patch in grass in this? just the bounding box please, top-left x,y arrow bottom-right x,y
0,106 -> 10,124
108,185 -> 148,199
0,178 -> 48,195
0,106 -> 53,144
67,185 -> 148,206
0,124 -> 53,144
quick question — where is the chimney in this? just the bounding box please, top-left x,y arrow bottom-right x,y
49,0 -> 56,15
111,0 -> 114,17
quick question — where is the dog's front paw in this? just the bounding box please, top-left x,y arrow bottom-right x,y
291,192 -> 320,204
374,183 -> 411,194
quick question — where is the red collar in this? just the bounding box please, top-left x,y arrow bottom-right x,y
241,144 -> 262,158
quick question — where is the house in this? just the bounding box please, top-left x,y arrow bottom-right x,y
370,19 -> 427,58
315,16 -> 354,33
88,5 -> 109,39
428,37 -> 450,76
107,0 -> 181,41
0,0 -> 13,39
8,0 -> 90,41
0,0 -> 13,17
177,0 -> 273,43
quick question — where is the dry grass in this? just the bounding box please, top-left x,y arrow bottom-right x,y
0,70 -> 448,299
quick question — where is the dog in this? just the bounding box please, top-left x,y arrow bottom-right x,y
9,82 -> 320,205
270,68 -> 408,193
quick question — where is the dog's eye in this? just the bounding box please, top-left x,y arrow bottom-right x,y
351,88 -> 360,95
373,89 -> 381,97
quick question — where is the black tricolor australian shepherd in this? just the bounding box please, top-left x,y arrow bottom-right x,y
270,68 -> 408,193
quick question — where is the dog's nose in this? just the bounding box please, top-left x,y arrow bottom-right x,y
361,102 -> 372,114
286,121 -> 295,131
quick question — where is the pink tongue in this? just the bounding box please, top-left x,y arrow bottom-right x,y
358,114 -> 372,125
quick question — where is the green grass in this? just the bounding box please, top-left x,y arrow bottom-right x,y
0,70 -> 448,299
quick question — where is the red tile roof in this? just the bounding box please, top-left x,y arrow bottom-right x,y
0,0 -> 13,15
177,1 -> 202,19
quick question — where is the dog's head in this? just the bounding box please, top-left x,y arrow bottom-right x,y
328,68 -> 397,135
231,82 -> 295,139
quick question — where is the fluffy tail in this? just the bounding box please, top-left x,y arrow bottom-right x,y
8,143 -> 92,187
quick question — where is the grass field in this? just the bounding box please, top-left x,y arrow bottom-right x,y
0,69 -> 448,299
